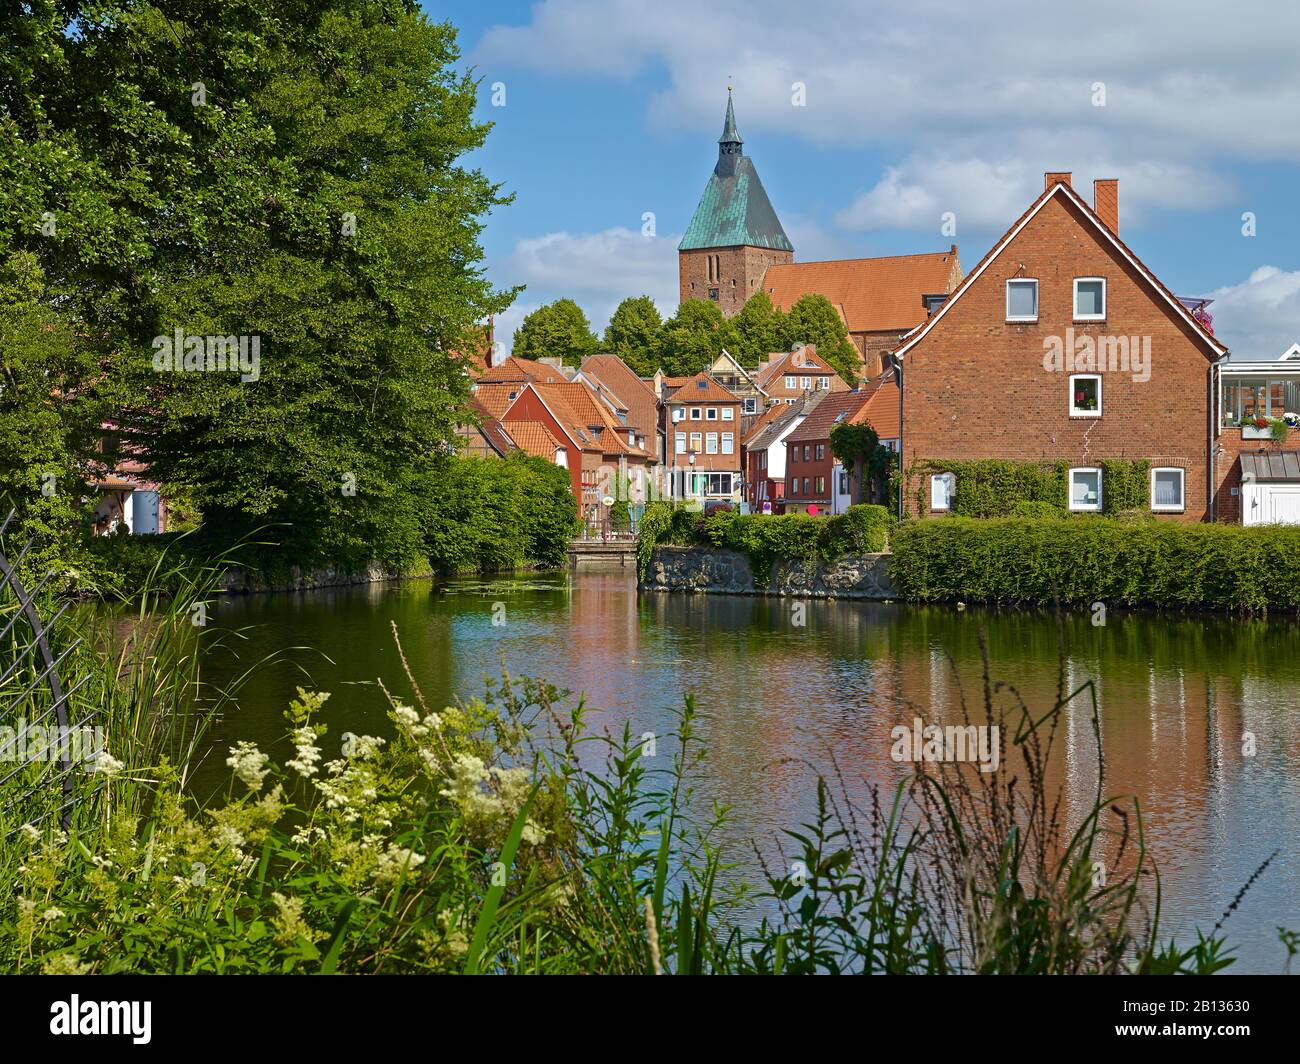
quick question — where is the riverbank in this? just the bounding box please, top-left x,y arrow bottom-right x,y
640,509 -> 1300,613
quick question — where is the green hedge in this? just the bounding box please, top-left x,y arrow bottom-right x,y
890,516 -> 1300,611
641,504 -> 893,585
905,458 -> 1152,518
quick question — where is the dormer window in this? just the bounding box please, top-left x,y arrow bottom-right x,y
1006,279 -> 1038,322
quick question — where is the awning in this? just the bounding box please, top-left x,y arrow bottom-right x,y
1240,451 -> 1300,482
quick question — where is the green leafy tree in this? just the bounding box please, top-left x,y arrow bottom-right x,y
602,296 -> 663,375
0,253 -> 96,584
512,299 -> 598,366
2,3 -> 514,569
730,290 -> 785,367
656,299 -> 738,377
781,294 -> 861,385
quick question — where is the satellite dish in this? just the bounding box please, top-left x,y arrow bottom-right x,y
601,495 -> 615,507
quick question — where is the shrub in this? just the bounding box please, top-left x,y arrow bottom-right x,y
819,504 -> 893,557
1008,500 -> 1065,519
639,504 -> 892,586
890,516 -> 1300,611
424,453 -> 576,574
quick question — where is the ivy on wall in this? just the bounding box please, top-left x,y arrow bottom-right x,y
904,458 -> 1153,518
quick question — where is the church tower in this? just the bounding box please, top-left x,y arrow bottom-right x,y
678,92 -> 794,316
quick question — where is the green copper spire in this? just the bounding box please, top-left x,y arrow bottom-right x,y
679,93 -> 793,253
718,90 -> 742,155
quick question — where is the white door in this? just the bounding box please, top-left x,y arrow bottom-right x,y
1244,484 -> 1300,525
131,490 -> 161,534
1267,485 -> 1300,524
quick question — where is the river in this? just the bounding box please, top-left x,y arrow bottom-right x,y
196,570 -> 1300,974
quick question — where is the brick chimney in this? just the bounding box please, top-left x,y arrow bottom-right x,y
1045,171 -> 1072,190
1093,178 -> 1119,235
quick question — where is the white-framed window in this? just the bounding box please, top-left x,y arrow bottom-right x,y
674,432 -> 686,455
930,472 -> 955,511
742,397 -> 758,414
706,407 -> 718,420
818,377 -> 830,389
1074,277 -> 1106,321
1006,278 -> 1039,321
672,407 -> 685,422
721,432 -> 734,454
689,432 -> 702,452
801,376 -> 812,389
689,407 -> 702,420
722,407 -> 734,420
705,432 -> 718,454
1151,467 -> 1185,512
816,444 -> 825,460
1069,467 -> 1103,512
1069,373 -> 1102,417
785,375 -> 797,389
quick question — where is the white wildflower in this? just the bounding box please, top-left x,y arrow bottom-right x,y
373,844 -> 426,886
87,750 -> 125,777
226,740 -> 270,792
42,907 -> 65,921
287,726 -> 322,778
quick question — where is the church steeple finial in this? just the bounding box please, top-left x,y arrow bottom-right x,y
718,88 -> 743,157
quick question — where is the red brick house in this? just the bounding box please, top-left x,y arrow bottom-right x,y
783,391 -> 872,514
893,172 -> 1228,521
662,372 -> 744,504
742,393 -> 824,512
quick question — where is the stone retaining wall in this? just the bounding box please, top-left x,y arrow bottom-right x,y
641,545 -> 894,599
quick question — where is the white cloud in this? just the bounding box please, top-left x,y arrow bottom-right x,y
475,0 -> 1300,160
835,154 -> 1236,235
495,227 -> 681,352
502,226 -> 679,303
474,0 -> 1291,233
1210,266 -> 1300,360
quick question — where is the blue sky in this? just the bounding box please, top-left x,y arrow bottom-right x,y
431,0 -> 1300,359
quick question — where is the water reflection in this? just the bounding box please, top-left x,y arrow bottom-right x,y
198,572 -> 1300,973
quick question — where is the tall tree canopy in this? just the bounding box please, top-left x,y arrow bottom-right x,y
656,299 -> 737,378
781,294 -> 861,384
1,1 -> 513,567
729,290 -> 784,368
602,296 -> 663,376
512,298 -> 598,366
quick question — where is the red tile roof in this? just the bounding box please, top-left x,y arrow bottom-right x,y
786,390 -> 872,444
763,249 -> 960,335
754,345 -> 837,388
476,356 -> 569,385
534,382 -> 652,459
851,382 -> 900,440
505,420 -> 564,459
468,397 -> 518,455
581,354 -> 660,443
664,372 -> 741,404
473,381 -> 526,419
